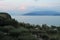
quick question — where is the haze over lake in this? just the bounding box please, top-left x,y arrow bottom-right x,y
12,16 -> 60,26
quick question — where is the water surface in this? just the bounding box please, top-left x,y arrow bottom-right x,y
12,16 -> 60,26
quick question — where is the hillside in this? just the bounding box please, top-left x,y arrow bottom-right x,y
0,12 -> 11,19
0,12 -> 60,40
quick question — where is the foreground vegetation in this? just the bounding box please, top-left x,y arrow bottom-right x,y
0,12 -> 60,40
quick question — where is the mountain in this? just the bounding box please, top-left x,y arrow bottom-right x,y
23,11 -> 60,16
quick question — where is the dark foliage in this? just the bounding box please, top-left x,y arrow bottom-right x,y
0,12 -> 60,40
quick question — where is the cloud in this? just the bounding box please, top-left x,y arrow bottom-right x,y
0,2 -> 18,11
0,0 -> 60,13
34,2 -> 60,8
0,0 -> 4,1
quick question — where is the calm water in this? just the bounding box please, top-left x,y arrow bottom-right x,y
12,16 -> 60,26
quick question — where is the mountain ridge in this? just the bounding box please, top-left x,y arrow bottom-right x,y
23,11 -> 60,16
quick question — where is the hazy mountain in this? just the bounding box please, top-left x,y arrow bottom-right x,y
23,11 -> 60,16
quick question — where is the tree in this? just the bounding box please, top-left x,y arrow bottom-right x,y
35,25 -> 42,30
51,25 -> 56,29
4,19 -> 19,28
42,24 -> 49,31
0,16 -> 6,26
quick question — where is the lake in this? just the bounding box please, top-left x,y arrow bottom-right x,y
12,16 -> 60,26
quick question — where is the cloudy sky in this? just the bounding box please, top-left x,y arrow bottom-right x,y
0,0 -> 60,25
0,0 -> 60,15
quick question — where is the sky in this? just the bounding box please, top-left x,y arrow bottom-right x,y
0,0 -> 60,25
0,0 -> 60,15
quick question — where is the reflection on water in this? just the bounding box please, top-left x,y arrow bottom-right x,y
12,16 -> 60,26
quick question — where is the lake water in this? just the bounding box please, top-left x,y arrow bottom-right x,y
12,16 -> 60,26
